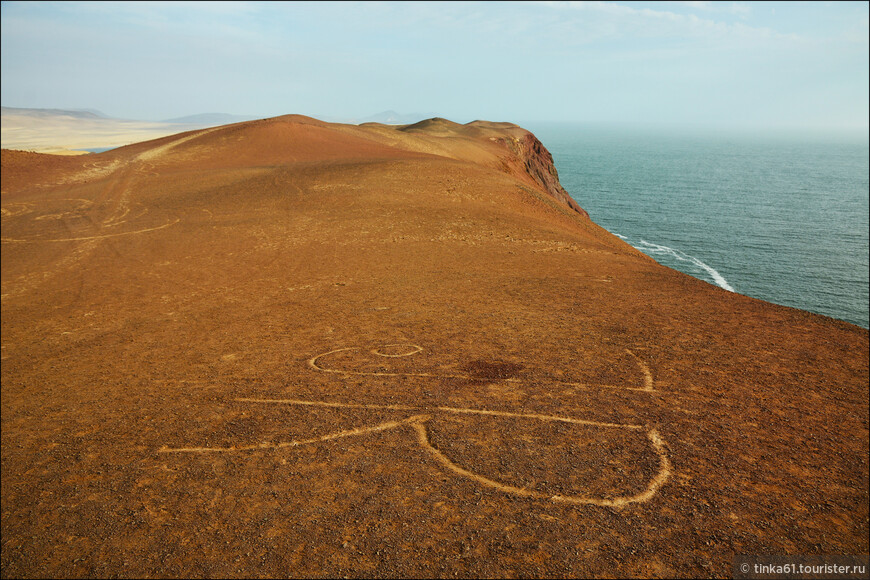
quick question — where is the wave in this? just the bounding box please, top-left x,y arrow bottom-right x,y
635,240 -> 735,292
608,230 -> 735,292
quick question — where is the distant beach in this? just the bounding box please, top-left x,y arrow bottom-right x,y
0,107 -> 216,154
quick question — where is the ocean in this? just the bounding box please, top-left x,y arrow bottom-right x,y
529,124 -> 869,330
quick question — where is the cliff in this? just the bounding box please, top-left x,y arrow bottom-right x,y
388,117 -> 588,217
1,115 -> 867,578
495,130 -> 589,218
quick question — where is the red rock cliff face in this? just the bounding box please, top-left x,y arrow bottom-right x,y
498,132 -> 589,219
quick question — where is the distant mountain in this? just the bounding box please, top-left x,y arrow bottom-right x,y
315,111 -> 440,125
162,113 -> 260,125
1,106 -> 110,120
358,110 -> 438,125
70,108 -> 112,118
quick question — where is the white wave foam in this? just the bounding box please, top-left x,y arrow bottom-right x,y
636,240 -> 735,292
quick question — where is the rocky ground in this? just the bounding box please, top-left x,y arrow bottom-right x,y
2,115 -> 867,578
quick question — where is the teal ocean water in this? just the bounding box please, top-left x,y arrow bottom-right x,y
530,124 -> 869,329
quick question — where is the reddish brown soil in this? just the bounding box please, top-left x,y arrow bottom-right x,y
2,115 -> 868,578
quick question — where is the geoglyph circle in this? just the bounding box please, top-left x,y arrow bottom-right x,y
370,344 -> 423,358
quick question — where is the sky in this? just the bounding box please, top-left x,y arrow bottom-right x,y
1,1 -> 868,132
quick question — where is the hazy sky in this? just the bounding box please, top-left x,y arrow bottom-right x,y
2,1 -> 868,131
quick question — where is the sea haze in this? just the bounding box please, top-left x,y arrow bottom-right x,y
531,124 -> 870,330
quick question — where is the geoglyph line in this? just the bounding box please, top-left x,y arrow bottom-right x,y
4,128 -> 219,245
160,344 -> 671,506
308,346 -> 476,381
308,345 -> 656,392
134,126 -> 222,162
235,398 -> 637,430
412,421 -> 671,508
159,414 -> 430,454
625,349 -> 654,391
1,203 -> 34,218
235,398 -> 420,412
162,396 -> 670,507
1,218 -> 180,243
433,405 -> 638,430
370,344 -> 424,357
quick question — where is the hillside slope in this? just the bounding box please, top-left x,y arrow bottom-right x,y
2,115 -> 867,578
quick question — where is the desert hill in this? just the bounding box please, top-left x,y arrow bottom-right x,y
2,115 -> 867,578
